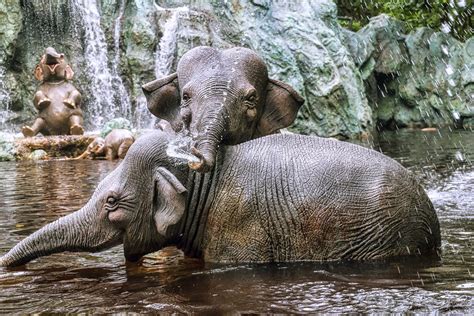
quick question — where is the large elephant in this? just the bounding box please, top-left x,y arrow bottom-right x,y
142,46 -> 304,172
22,47 -> 84,137
0,131 -> 441,267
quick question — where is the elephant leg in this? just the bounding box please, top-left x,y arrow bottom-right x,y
105,147 -> 116,160
117,139 -> 133,159
63,90 -> 82,109
69,115 -> 84,135
22,117 -> 46,137
33,91 -> 51,110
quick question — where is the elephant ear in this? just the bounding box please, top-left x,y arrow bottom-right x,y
153,167 -> 187,236
65,65 -> 74,80
255,78 -> 304,137
142,73 -> 181,131
34,64 -> 44,81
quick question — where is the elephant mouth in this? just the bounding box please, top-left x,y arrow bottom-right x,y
46,63 -> 60,74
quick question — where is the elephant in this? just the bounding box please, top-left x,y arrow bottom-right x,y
21,47 -> 84,137
74,129 -> 135,160
142,46 -> 304,173
0,130 -> 441,267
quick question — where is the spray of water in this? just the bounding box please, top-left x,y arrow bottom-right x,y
166,134 -> 200,163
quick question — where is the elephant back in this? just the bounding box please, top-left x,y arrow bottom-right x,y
105,129 -> 134,152
206,134 -> 441,262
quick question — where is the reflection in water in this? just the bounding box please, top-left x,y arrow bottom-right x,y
0,130 -> 473,313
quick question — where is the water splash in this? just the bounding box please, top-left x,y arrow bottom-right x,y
166,135 -> 200,163
154,6 -> 189,78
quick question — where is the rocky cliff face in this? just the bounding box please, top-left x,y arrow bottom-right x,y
0,0 -> 472,137
345,15 -> 473,130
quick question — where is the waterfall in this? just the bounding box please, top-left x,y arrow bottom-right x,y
71,0 -> 124,129
111,0 -> 131,118
133,96 -> 157,130
154,6 -> 189,78
0,66 -> 11,130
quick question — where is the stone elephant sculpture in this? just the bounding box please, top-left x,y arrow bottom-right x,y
0,131 -> 441,267
142,46 -> 304,172
22,47 -> 84,137
74,129 -> 135,160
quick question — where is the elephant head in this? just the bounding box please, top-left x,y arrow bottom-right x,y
74,137 -> 106,159
142,46 -> 304,172
0,132 -> 188,267
34,47 -> 74,82
89,137 -> 106,157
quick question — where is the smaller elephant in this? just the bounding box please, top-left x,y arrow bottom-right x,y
22,47 -> 84,137
74,129 -> 135,160
142,46 -> 304,173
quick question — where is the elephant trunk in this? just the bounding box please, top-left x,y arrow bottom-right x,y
0,206 -> 122,267
188,104 -> 226,173
45,47 -> 61,64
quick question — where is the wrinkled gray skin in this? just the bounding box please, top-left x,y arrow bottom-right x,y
74,129 -> 135,160
22,47 -> 84,137
0,131 -> 441,267
142,46 -> 304,173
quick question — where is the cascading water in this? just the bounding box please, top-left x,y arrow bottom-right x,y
153,6 -> 197,161
133,95 -> 157,130
111,0 -> 131,118
71,0 -> 115,128
154,5 -> 189,78
71,0 -> 131,129
0,66 -> 11,130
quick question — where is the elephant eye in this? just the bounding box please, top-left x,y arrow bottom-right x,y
182,92 -> 191,102
106,196 -> 118,206
244,89 -> 258,105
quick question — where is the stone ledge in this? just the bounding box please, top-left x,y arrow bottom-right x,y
14,135 -> 95,160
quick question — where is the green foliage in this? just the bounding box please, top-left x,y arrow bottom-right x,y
336,0 -> 473,41
100,118 -> 132,138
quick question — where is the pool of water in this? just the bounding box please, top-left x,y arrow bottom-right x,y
0,129 -> 472,313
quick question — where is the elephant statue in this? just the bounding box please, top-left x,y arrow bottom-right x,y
142,46 -> 304,173
74,129 -> 135,160
0,130 -> 441,267
21,47 -> 84,137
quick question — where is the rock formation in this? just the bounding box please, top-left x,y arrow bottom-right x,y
0,0 -> 472,138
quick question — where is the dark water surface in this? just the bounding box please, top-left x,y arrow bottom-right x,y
0,130 -> 472,313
